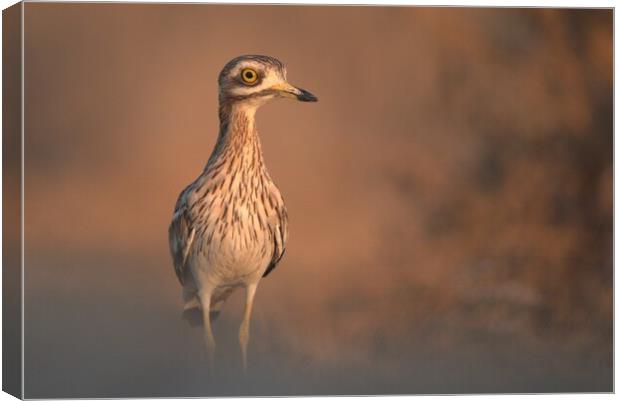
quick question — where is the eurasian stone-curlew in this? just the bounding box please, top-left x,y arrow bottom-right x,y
169,55 -> 317,370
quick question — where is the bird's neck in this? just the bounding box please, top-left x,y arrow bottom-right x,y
205,101 -> 265,171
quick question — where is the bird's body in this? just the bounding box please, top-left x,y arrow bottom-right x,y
168,55 -> 316,369
170,109 -> 287,310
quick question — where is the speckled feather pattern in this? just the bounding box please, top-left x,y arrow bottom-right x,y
169,91 -> 288,307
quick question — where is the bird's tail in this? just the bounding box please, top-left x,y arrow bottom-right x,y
181,288 -> 234,327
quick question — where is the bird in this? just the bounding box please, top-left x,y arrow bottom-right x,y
168,55 -> 317,370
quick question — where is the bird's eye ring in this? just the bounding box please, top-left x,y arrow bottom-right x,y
241,68 -> 258,85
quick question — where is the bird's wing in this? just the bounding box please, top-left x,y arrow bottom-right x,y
169,201 -> 196,286
263,191 -> 288,278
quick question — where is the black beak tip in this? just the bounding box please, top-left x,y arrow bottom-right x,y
298,89 -> 318,102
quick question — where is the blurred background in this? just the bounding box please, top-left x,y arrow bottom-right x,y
22,4 -> 612,397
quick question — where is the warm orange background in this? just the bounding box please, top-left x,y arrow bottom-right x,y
22,4 -> 612,397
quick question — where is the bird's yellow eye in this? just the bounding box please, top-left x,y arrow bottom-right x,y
241,68 -> 258,85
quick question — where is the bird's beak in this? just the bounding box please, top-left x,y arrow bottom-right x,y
272,82 -> 318,102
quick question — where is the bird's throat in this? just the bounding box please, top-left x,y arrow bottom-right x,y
207,102 -> 264,171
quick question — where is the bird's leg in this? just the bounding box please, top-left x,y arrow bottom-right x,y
199,288 -> 216,368
239,283 -> 258,372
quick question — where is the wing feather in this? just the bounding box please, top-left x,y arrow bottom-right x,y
169,204 -> 195,285
263,204 -> 288,278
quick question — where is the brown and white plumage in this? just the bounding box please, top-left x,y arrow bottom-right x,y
168,55 -> 317,370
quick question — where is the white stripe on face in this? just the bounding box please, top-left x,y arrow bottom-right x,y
225,61 -> 286,98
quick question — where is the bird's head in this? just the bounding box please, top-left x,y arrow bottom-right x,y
218,55 -> 318,109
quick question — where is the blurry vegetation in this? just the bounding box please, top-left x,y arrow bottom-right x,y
378,8 -> 612,351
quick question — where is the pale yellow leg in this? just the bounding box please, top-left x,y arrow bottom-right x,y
199,289 -> 216,369
239,283 -> 258,372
